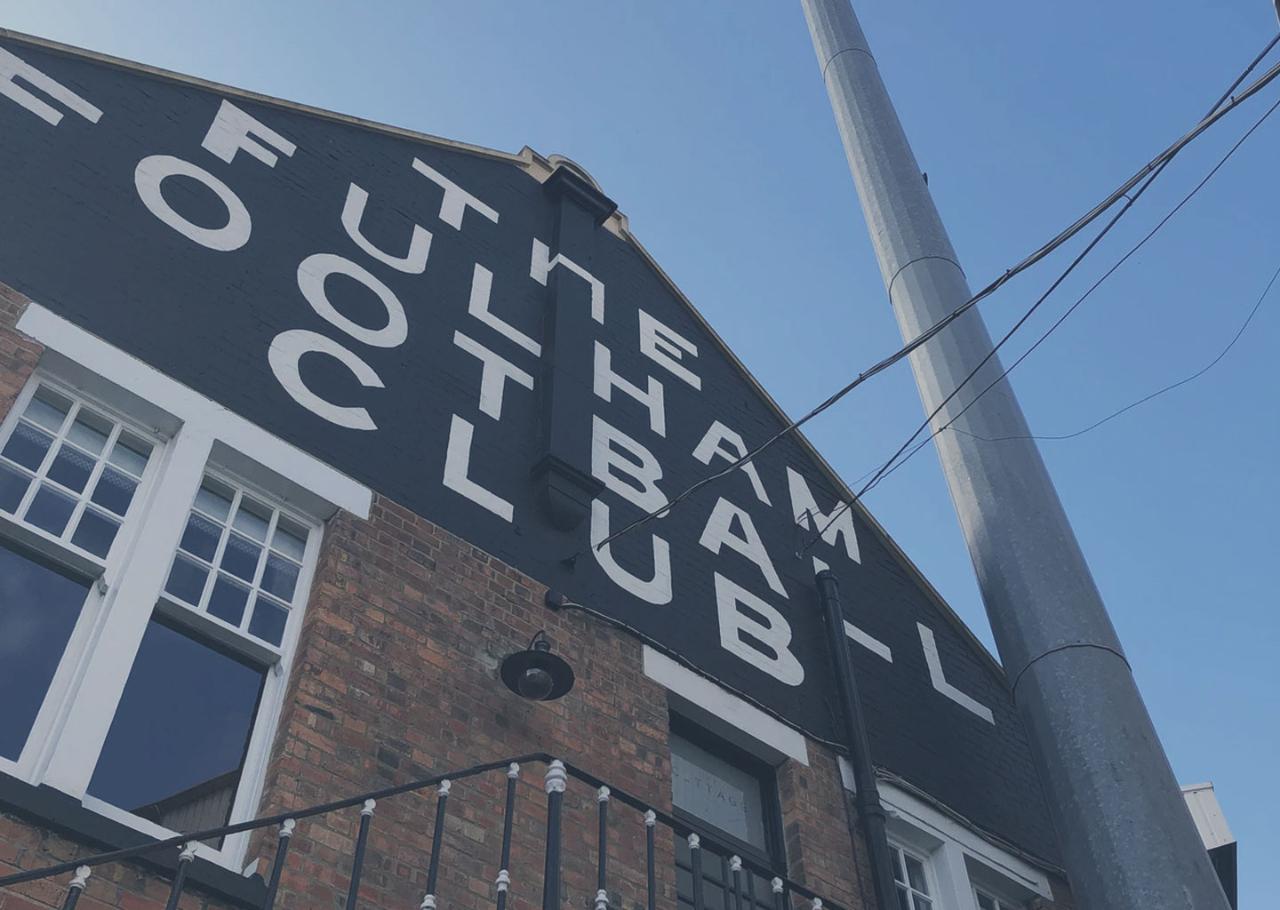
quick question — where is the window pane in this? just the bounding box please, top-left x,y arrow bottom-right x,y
90,467 -> 137,516
108,434 -> 151,476
892,850 -> 907,885
88,619 -> 266,842
232,499 -> 271,542
194,480 -> 233,523
165,553 -> 209,605
671,734 -> 768,850
179,512 -> 222,562
27,484 -> 77,536
260,553 -> 298,601
25,391 -> 70,431
248,596 -> 288,646
3,422 -> 53,471
895,886 -> 910,910
71,508 -> 120,558
220,532 -> 261,581
0,541 -> 88,760
904,856 -> 928,894
46,443 -> 95,493
208,575 -> 250,627
272,519 -> 307,561
66,413 -> 110,456
0,462 -> 31,512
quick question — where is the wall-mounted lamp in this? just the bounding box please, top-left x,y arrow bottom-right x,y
500,631 -> 575,701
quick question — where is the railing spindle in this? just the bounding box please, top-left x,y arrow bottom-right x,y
61,866 -> 90,910
541,760 -> 566,910
495,764 -> 519,910
164,843 -> 197,910
771,877 -> 785,910
595,787 -> 610,910
261,819 -> 295,910
420,780 -> 451,910
689,834 -> 704,910
345,800 -> 376,910
730,856 -> 744,910
644,810 -> 656,910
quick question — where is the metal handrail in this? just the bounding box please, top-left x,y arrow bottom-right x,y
0,753 -> 851,910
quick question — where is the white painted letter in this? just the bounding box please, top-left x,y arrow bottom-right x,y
714,574 -> 803,686
638,309 -> 700,390
531,239 -> 605,324
591,416 -> 667,514
786,467 -> 860,563
341,183 -> 432,274
590,499 -> 672,605
201,99 -> 295,167
453,331 -> 534,420
297,253 -> 407,348
692,421 -> 770,505
918,624 -> 994,724
411,158 -> 500,230
0,47 -> 102,126
699,498 -> 787,598
268,330 -> 382,431
466,263 -> 540,356
135,155 -> 251,252
444,415 -> 513,521
593,341 -> 665,437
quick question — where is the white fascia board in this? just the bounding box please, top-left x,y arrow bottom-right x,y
642,646 -> 809,766
867,770 -> 1053,900
1181,782 -> 1235,850
17,303 -> 372,519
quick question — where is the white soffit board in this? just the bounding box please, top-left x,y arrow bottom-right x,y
642,645 -> 809,766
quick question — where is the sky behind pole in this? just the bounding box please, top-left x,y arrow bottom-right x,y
2,2 -> 1275,905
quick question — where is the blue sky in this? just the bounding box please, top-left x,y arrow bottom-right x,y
5,1 -> 1276,904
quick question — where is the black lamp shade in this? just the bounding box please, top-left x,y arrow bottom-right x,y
500,642 -> 574,701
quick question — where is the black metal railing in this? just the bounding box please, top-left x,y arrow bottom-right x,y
0,754 -> 848,910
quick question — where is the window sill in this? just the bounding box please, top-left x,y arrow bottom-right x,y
0,773 -> 266,909
0,511 -> 105,585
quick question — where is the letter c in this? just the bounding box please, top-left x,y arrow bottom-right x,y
268,329 -> 384,430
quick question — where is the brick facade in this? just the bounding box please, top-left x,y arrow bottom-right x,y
0,279 -> 1070,910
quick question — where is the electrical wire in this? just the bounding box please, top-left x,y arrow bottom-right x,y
952,259 -> 1279,444
571,34 -> 1280,562
804,91 -> 1280,539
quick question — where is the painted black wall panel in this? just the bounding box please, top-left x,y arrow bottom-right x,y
0,35 -> 1057,863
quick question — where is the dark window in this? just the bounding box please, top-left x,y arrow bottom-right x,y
0,539 -> 90,760
87,616 -> 266,842
670,718 -> 784,910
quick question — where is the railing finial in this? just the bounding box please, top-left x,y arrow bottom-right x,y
361,798 -> 376,817
420,894 -> 436,910
69,866 -> 91,891
687,833 -> 700,850
595,889 -> 610,910
644,809 -> 656,827
771,878 -> 785,895
507,762 -> 520,779
544,759 -> 567,794
279,818 -> 296,839
729,855 -> 743,873
597,785 -> 611,802
178,843 -> 198,863
438,779 -> 452,798
496,869 -> 511,893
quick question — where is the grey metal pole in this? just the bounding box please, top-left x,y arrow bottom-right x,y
798,2 -> 1228,907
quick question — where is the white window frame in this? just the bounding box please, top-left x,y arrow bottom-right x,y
888,839 -> 941,910
972,886 -> 1023,910
3,302 -> 372,870
0,375 -> 167,782
838,758 -> 1054,910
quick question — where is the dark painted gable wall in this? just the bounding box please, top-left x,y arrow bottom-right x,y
0,33 -> 1058,863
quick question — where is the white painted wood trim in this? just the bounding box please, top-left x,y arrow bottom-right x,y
880,778 -> 1053,900
16,303 -> 372,519
641,646 -> 809,766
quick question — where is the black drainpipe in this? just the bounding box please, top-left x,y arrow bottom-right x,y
815,570 -> 898,910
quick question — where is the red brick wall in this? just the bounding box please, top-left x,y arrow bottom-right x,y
0,283 -> 1067,910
